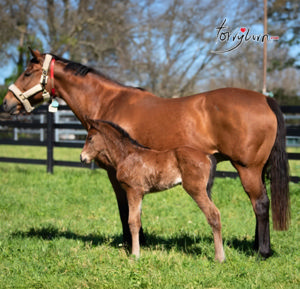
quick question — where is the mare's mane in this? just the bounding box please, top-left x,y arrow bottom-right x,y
49,53 -> 110,78
96,120 -> 150,150
41,53 -> 145,91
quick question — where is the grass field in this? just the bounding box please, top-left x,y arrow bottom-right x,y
0,146 -> 299,288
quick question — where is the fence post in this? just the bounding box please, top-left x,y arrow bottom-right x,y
46,110 -> 54,173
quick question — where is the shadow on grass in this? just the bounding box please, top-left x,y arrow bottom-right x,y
12,225 -> 123,247
224,237 -> 257,257
145,233 -> 260,257
11,224 -> 258,257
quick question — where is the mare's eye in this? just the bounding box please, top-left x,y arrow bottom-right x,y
87,136 -> 93,142
24,71 -> 31,77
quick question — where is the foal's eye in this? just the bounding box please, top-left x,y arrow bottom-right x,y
87,136 -> 93,142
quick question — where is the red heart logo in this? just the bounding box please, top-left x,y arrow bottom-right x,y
240,28 -> 246,33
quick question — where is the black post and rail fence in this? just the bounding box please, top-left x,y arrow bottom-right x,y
0,105 -> 94,172
0,105 -> 299,183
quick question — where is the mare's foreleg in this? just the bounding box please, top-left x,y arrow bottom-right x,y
107,169 -> 146,246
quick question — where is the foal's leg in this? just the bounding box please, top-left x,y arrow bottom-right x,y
194,194 -> 225,262
235,165 -> 271,258
126,187 -> 143,258
179,152 -> 225,262
107,169 -> 145,246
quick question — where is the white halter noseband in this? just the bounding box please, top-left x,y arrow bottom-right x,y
8,54 -> 54,113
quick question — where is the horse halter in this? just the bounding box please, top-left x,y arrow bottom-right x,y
8,54 -> 55,113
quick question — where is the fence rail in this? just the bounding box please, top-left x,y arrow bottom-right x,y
0,105 -> 299,183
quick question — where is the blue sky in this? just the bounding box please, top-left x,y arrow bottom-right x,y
0,63 -> 14,85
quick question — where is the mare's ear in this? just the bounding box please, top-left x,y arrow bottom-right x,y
28,47 -> 43,62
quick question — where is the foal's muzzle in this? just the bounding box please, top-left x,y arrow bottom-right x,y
80,153 -> 90,164
80,154 -> 86,164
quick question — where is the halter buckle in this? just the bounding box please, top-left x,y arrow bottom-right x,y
40,74 -> 48,87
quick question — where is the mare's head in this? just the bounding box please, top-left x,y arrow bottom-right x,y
2,48 -> 53,114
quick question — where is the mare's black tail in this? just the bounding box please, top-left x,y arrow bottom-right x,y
265,97 -> 290,230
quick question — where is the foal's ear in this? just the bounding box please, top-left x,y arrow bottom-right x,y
84,117 -> 98,130
84,116 -> 92,130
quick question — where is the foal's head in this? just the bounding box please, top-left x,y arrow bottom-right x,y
80,118 -> 115,164
80,126 -> 106,164
80,118 -> 128,165
80,118 -> 149,165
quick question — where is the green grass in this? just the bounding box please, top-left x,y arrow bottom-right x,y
0,146 -> 299,288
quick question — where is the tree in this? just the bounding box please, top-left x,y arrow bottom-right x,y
0,0 -> 134,82
124,0 -> 220,97
0,0 -> 44,83
0,0 -> 298,102
117,0 -> 263,97
204,0 -> 300,104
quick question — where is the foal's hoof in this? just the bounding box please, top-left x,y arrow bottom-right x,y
131,253 -> 140,260
215,251 -> 226,263
215,256 -> 226,263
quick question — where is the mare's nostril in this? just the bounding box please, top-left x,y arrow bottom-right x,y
2,99 -> 7,110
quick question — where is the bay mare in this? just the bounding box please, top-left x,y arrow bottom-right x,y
80,119 -> 225,261
2,49 -> 290,258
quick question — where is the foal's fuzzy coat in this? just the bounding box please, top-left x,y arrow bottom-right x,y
80,119 -> 225,262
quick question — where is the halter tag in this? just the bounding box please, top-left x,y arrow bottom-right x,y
48,99 -> 59,113
42,90 -> 51,102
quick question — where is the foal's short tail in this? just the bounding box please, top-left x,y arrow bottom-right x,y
265,97 -> 290,231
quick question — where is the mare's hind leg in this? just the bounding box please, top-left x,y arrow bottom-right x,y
179,151 -> 225,262
235,165 -> 271,258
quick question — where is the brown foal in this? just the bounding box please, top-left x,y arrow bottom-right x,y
80,119 -> 225,261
